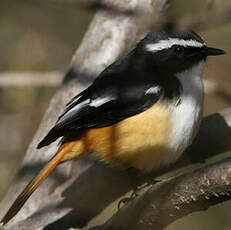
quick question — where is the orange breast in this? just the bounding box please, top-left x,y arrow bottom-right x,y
62,102 -> 173,172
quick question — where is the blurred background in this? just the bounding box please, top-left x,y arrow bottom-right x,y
0,0 -> 230,229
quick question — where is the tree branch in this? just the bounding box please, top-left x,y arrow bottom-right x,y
0,72 -> 63,88
99,158 -> 231,230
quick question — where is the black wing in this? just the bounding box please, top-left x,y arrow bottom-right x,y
37,53 -> 164,149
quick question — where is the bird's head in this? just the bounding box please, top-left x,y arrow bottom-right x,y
134,29 -> 225,75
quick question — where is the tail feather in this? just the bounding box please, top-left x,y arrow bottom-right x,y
1,141 -> 77,225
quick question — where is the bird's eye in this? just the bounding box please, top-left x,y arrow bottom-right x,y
174,46 -> 184,56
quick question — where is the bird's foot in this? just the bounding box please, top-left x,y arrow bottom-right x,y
118,191 -> 138,210
117,177 -> 160,210
144,176 -> 160,186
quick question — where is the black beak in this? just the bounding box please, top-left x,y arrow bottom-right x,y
205,47 -> 225,56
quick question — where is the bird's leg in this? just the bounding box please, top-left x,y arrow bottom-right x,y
133,171 -> 161,194
118,176 -> 159,210
117,196 -> 133,209
117,183 -> 152,209
131,178 -> 159,198
143,174 -> 161,186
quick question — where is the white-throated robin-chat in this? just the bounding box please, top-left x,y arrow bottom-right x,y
1,29 -> 225,225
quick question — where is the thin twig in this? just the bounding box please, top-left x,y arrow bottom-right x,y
1,73 -> 231,104
0,72 -> 63,88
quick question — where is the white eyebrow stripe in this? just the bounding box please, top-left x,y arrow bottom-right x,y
146,38 -> 206,52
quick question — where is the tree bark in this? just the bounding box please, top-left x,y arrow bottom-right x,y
99,158 -> 231,230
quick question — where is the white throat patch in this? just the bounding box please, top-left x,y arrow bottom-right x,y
146,38 -> 205,53
166,61 -> 205,163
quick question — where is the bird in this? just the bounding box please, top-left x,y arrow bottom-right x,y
1,28 -> 225,225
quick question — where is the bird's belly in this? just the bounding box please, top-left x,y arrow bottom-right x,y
68,102 -> 175,172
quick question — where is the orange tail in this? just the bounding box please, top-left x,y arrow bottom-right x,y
1,141 -> 77,225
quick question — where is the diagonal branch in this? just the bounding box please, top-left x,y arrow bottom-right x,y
99,158 -> 231,230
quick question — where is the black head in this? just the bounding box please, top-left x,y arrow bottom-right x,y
134,30 -> 225,74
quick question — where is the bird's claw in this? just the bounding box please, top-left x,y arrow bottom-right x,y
117,178 -> 160,210
117,191 -> 139,210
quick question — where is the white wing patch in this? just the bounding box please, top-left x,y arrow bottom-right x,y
57,99 -> 90,124
146,38 -> 205,53
145,86 -> 160,95
57,96 -> 115,124
90,96 -> 114,107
